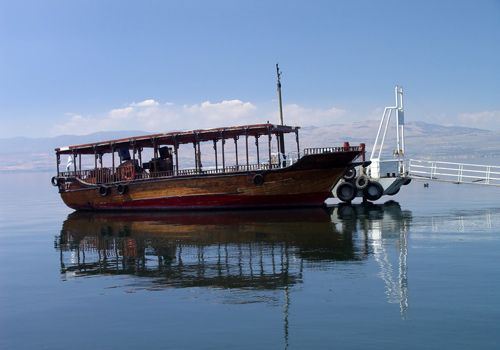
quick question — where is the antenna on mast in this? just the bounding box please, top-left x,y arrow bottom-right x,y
276,63 -> 284,126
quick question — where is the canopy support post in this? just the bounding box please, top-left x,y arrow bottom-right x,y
245,131 -> 249,170
99,154 -> 104,182
255,136 -> 260,166
268,130 -> 272,168
193,142 -> 198,173
111,144 -> 115,180
234,137 -> 239,170
72,152 -> 77,174
153,140 -> 158,159
276,134 -> 281,167
213,140 -> 218,171
56,153 -> 60,176
222,138 -> 226,173
295,129 -> 300,157
197,141 -> 202,173
174,140 -> 179,176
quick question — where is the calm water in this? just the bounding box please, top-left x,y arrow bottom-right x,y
1,172 -> 499,350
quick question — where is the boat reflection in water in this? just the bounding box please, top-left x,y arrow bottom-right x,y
56,202 -> 412,316
56,203 -> 413,346
56,208 -> 367,290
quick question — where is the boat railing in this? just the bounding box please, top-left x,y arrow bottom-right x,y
59,147 -> 353,185
303,146 -> 360,155
60,168 -> 116,184
59,163 -> 284,185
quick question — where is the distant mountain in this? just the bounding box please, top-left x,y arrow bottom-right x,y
0,122 -> 498,172
0,130 -> 147,154
298,120 -> 499,161
0,130 -> 146,172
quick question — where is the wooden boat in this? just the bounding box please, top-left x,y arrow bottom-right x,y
52,123 -> 364,210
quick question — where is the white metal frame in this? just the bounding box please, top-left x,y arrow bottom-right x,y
370,86 -> 406,178
409,159 -> 500,186
371,86 -> 405,160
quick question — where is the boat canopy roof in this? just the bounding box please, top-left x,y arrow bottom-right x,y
55,123 -> 299,155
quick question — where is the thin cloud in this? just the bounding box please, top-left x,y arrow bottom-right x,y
51,99 -> 349,136
458,110 -> 500,130
133,99 -> 159,107
275,104 -> 346,126
52,99 -> 260,136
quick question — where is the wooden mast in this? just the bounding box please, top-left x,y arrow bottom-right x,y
276,64 -> 286,160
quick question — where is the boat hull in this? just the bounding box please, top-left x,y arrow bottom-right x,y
59,151 -> 359,210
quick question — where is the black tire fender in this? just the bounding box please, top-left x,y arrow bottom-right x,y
343,166 -> 356,181
117,184 -> 128,195
98,186 -> 110,197
51,176 -> 60,187
253,174 -> 265,186
355,174 -> 369,190
336,182 -> 357,202
363,181 -> 384,201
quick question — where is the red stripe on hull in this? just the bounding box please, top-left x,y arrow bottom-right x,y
93,192 -> 330,210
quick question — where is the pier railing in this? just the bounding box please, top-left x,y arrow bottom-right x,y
408,159 -> 500,186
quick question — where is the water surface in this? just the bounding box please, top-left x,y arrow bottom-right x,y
0,172 -> 499,349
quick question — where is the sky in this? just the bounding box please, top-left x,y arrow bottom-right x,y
0,0 -> 499,138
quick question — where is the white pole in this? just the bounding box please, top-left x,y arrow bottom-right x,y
371,107 -> 389,160
378,109 -> 393,160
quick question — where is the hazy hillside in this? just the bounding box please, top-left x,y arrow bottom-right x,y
0,131 -> 146,172
298,120 -> 500,161
0,121 -> 499,172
